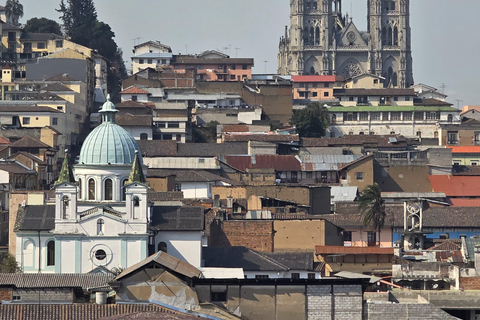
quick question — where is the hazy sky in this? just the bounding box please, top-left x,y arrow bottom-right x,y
17,0 -> 480,107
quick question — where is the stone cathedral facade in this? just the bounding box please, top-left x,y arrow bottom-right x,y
278,0 -> 414,88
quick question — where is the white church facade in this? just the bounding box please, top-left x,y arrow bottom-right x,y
15,97 -> 151,273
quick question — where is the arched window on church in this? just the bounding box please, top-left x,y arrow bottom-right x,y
62,195 -> 69,219
393,26 -> 398,46
104,178 -> 113,201
133,196 -> 140,207
447,114 -> 453,123
315,27 -> 320,46
382,27 -> 387,44
303,28 -> 308,45
78,178 -> 82,199
88,178 -> 95,200
309,27 -> 314,45
97,219 -> 104,235
309,66 -> 315,75
122,179 -> 127,201
387,26 -> 393,45
47,240 -> 55,266
140,133 -> 148,140
158,242 -> 167,253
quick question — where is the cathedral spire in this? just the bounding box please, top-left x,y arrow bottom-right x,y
126,150 -> 146,185
55,150 -> 76,186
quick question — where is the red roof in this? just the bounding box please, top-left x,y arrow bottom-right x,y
0,136 -> 10,145
315,246 -> 394,255
292,75 -> 336,83
223,155 -> 301,172
120,86 -> 149,95
429,175 -> 480,197
449,198 -> 480,207
447,146 -> 480,153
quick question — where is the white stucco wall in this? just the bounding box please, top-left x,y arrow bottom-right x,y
143,157 -> 219,170
180,182 -> 211,199
155,231 -> 202,268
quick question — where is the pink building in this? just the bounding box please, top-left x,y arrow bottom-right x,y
171,50 -> 254,82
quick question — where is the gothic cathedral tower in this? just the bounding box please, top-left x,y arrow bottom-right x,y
278,0 -> 413,88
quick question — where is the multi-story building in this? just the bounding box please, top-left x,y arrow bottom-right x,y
171,50 -> 254,82
328,88 -> 460,138
278,0 -> 414,88
131,40 -> 172,74
292,75 -> 336,101
153,102 -> 190,142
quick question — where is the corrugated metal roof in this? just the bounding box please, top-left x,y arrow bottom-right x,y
330,186 -> 358,203
292,75 -> 336,82
223,155 -> 301,172
315,246 -> 394,255
298,154 -> 362,171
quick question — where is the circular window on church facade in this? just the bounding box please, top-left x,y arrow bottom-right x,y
95,249 -> 107,260
90,244 -> 113,266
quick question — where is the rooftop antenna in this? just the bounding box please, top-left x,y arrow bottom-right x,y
440,83 -> 446,94
455,99 -> 463,109
185,44 -> 188,55
228,44 -> 232,56
235,47 -> 241,58
223,46 -> 229,54
264,60 -> 268,74
132,37 -> 140,46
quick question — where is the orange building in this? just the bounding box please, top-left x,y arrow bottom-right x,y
171,50 -> 254,82
291,75 -> 335,101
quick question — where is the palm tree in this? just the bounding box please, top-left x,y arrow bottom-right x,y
5,0 -> 24,26
358,183 -> 385,246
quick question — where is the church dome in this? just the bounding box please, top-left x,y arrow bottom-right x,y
79,96 -> 143,165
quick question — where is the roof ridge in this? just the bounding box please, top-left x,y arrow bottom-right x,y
249,248 -> 290,271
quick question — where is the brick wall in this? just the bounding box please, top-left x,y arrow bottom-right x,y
459,276 -> 480,290
209,220 -> 274,252
0,288 -> 12,302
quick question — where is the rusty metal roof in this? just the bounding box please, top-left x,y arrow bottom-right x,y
115,251 -> 201,281
0,273 -> 114,289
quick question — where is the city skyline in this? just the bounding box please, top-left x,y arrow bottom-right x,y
18,0 -> 480,107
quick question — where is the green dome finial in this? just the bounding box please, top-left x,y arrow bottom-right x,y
55,149 -> 76,186
126,150 -> 146,185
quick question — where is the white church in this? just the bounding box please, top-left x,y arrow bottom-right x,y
15,97 -> 156,273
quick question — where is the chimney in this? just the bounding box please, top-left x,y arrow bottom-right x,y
213,194 -> 220,208
474,245 -> 480,273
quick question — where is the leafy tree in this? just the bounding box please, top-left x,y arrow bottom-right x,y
5,0 -> 23,26
358,183 -> 386,246
290,101 -> 330,137
205,121 -> 219,140
24,17 -> 62,35
0,253 -> 21,273
57,0 -> 97,47
290,108 -> 325,137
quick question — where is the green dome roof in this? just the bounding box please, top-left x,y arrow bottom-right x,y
79,96 -> 143,165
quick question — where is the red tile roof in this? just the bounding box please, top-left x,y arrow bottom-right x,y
223,133 -> 299,143
120,86 -> 149,95
315,246 -> 394,255
222,124 -> 249,133
447,146 -> 480,153
429,175 -> 480,197
449,198 -> 480,207
222,155 -> 301,172
0,136 -> 10,145
292,75 -> 336,83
